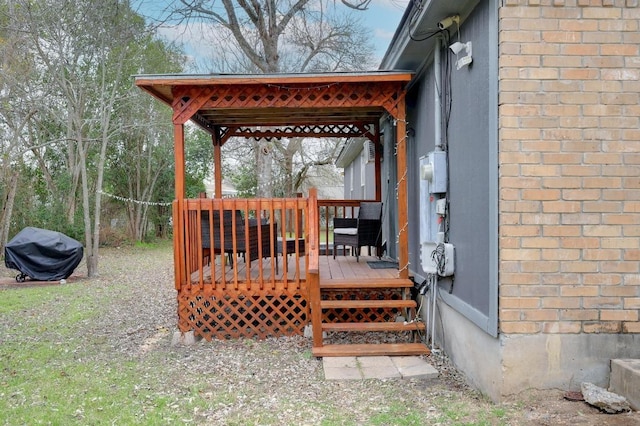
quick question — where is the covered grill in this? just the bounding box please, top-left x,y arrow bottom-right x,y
4,227 -> 83,282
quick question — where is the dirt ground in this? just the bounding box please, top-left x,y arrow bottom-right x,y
1,244 -> 639,425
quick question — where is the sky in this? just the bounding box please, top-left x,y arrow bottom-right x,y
133,0 -> 408,71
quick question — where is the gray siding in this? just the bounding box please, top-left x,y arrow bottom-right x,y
342,151 -> 376,200
403,0 -> 497,332
446,0 -> 494,319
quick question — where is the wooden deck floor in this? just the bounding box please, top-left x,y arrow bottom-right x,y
319,255 -> 398,281
190,254 -> 399,284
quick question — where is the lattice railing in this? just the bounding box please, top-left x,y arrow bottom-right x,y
175,196 -> 313,340
179,197 -> 308,291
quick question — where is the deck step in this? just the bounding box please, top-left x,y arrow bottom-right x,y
320,278 -> 414,290
320,299 -> 416,310
322,321 -> 426,332
312,343 -> 430,357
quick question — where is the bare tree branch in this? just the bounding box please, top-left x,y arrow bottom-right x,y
340,0 -> 372,10
165,0 -> 374,195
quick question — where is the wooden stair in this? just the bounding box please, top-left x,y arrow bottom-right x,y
311,277 -> 430,357
313,343 -> 428,357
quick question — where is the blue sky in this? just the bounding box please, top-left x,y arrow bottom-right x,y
134,0 -> 407,70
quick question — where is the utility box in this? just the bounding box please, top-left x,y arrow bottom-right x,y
419,151 -> 454,276
420,242 -> 455,277
420,150 -> 447,194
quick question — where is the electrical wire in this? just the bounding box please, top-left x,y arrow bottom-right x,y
405,0 -> 444,42
441,29 -> 453,244
404,287 -> 427,346
409,29 -> 442,43
430,243 -> 446,275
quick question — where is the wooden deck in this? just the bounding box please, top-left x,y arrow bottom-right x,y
190,254 -> 397,284
175,196 -> 425,355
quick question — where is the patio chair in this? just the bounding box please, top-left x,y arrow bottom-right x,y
332,202 -> 382,262
201,210 -> 278,273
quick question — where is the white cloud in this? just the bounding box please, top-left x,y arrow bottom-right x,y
374,27 -> 396,41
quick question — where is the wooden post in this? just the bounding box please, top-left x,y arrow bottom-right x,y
174,124 -> 186,289
396,99 -> 409,279
213,133 -> 222,199
307,188 -> 323,348
374,122 -> 382,202
174,124 -> 186,200
296,192 -> 303,236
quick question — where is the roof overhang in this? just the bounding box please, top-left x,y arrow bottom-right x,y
380,0 -> 481,71
134,71 -> 413,143
335,138 -> 366,168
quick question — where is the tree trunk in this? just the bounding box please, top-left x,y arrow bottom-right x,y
0,169 -> 20,252
77,137 -> 96,277
257,139 -> 273,197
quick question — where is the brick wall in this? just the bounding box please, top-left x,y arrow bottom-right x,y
498,0 -> 640,334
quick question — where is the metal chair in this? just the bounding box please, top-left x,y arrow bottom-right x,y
332,202 -> 382,262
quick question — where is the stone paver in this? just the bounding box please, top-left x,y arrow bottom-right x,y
323,356 -> 361,380
391,356 -> 439,380
324,365 -> 363,380
323,356 -> 438,380
359,356 -> 402,379
323,356 -> 358,368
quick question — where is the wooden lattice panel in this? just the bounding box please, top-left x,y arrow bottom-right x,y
202,82 -> 401,111
224,123 -> 372,142
178,290 -> 309,340
321,289 -> 405,323
171,81 -> 405,127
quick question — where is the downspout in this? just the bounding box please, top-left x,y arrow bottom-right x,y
434,36 -> 443,152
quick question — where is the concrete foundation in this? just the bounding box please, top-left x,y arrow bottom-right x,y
426,297 -> 503,400
610,359 -> 640,411
501,334 -> 640,396
432,299 -> 640,402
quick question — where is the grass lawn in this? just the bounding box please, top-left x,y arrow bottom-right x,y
0,242 -> 611,425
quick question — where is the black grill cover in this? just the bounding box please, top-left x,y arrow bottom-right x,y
4,227 -> 84,281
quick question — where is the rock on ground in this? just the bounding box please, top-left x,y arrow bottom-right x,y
581,382 -> 631,414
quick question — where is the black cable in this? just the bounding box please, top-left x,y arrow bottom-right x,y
442,30 -> 452,243
430,243 -> 446,275
409,29 -> 442,43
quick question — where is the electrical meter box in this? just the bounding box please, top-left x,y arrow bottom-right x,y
419,150 -> 454,276
419,151 -> 447,194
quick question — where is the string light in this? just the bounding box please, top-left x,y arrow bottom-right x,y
395,170 -> 408,200
98,190 -> 172,206
265,83 -> 339,91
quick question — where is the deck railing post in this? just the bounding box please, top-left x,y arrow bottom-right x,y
173,200 -> 183,290
307,188 -> 323,348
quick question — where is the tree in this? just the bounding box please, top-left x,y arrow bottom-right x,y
165,0 -> 374,197
104,37 -> 186,242
16,0 -> 151,275
0,0 -> 43,252
3,0 -> 185,275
